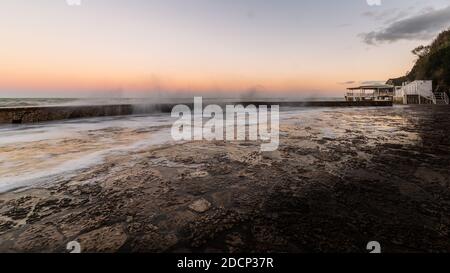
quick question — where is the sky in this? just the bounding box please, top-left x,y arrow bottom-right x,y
1,0 -> 450,98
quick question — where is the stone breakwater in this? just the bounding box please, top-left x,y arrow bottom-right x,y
0,101 -> 393,124
0,104 -> 171,124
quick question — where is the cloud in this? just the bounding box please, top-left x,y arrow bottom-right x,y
360,80 -> 385,85
338,80 -> 388,86
360,5 -> 450,45
338,81 -> 356,85
362,6 -> 416,24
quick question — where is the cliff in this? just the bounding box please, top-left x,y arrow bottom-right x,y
388,29 -> 450,92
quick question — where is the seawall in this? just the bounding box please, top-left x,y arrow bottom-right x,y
0,101 -> 392,124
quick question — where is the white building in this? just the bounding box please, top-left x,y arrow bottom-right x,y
395,81 -> 434,104
345,80 -> 449,105
345,84 -> 395,102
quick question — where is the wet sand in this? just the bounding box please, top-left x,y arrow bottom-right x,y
0,105 -> 449,253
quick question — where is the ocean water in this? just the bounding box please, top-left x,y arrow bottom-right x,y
0,105 -> 329,193
0,97 -> 344,108
0,114 -> 177,192
0,98 -> 79,107
0,98 -> 165,108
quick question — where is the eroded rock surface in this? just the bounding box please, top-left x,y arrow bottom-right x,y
0,106 -> 449,253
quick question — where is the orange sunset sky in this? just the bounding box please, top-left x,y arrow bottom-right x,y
1,0 -> 449,97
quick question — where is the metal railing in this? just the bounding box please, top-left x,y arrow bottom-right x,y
432,92 -> 450,104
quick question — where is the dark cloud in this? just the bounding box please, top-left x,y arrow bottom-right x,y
361,6 -> 450,45
362,6 -> 416,24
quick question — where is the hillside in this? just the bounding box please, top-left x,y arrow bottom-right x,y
388,29 -> 450,92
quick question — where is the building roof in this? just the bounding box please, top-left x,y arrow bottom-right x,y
347,84 -> 394,90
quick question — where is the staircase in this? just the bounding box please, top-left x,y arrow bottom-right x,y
433,92 -> 450,105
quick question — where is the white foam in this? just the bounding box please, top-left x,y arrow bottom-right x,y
0,115 -> 176,193
0,127 -> 173,193
0,114 -> 175,145
0,107 -> 328,193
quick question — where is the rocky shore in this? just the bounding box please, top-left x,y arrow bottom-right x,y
0,105 -> 449,253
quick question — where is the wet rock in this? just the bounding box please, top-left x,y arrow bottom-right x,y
14,224 -> 64,252
189,199 -> 212,213
5,206 -> 32,220
127,222 -> 158,234
181,170 -> 209,180
226,232 -> 245,252
261,151 -> 282,161
57,212 -> 109,238
128,232 -> 178,252
0,220 -> 15,234
34,198 -> 59,210
26,198 -> 64,224
76,224 -> 127,253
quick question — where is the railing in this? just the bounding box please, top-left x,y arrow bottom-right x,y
432,92 -> 450,104
346,92 -> 374,98
374,91 -> 394,97
400,82 -> 433,99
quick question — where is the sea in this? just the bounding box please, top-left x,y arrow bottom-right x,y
0,97 -> 341,193
0,97 -> 344,108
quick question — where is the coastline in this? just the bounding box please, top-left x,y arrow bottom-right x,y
0,101 -> 393,125
0,105 -> 449,253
